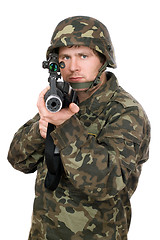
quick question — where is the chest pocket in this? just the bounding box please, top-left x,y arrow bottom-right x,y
85,117 -> 106,137
78,106 -> 106,137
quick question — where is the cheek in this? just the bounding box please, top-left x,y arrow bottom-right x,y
60,68 -> 67,79
89,64 -> 101,78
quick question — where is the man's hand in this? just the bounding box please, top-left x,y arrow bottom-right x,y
37,87 -> 79,138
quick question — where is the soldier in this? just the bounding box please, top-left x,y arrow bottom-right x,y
8,16 -> 150,240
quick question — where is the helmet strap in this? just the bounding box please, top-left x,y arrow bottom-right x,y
70,61 -> 107,91
86,61 -> 108,91
70,81 -> 93,90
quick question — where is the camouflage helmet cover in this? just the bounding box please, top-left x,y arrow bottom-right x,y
47,16 -> 117,69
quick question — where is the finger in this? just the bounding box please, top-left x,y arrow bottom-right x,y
69,103 -> 80,114
40,129 -> 47,139
54,103 -> 79,124
39,119 -> 48,129
37,87 -> 50,116
39,119 -> 48,139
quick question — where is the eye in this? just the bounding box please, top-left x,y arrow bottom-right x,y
64,55 -> 70,60
60,55 -> 70,61
81,54 -> 87,59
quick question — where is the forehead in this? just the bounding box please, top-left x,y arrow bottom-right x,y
59,45 -> 94,55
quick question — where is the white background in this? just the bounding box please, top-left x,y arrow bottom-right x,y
0,0 -> 159,239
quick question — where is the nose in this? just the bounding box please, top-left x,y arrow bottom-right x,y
69,57 -> 80,72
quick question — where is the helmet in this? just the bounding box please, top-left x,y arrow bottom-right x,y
46,16 -> 117,89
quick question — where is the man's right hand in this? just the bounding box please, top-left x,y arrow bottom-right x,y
37,87 -> 79,139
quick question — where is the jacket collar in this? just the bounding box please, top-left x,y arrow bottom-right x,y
78,72 -> 119,114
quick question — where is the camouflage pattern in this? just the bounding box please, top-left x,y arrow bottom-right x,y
47,16 -> 117,69
7,115 -> 45,173
8,72 -> 150,240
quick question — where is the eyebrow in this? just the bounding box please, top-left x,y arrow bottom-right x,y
59,53 -> 70,58
59,51 -> 93,58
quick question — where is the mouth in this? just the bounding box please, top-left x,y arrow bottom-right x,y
68,77 -> 83,82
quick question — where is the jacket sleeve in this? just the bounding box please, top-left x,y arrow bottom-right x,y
51,106 -> 150,201
8,113 -> 45,173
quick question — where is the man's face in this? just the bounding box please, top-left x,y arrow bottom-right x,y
58,46 -> 103,91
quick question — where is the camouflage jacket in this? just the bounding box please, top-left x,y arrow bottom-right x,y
8,72 -> 150,240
